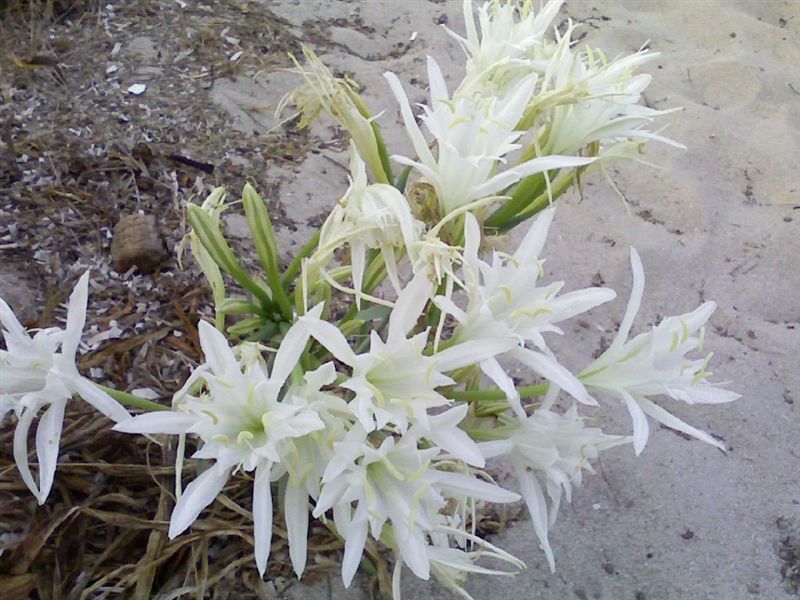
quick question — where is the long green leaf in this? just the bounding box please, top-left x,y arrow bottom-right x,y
187,204 -> 273,309
242,183 -> 293,320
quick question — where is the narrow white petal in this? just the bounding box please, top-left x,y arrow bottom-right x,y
13,405 -> 41,500
609,248 -> 645,353
511,348 -> 591,405
426,56 -> 449,107
285,480 -> 309,578
0,297 -> 28,341
436,338 -> 515,372
198,320 -> 239,376
515,208 -> 555,265
434,471 -> 519,503
621,391 -> 650,455
384,72 -> 436,167
253,462 -> 273,576
113,411 -> 198,434
424,405 -> 485,467
480,358 -> 524,419
270,318 -> 312,386
342,510 -> 369,587
303,318 -> 358,367
61,271 -> 90,362
389,272 -> 433,340
169,464 -> 231,538
514,464 -> 555,572
70,376 -> 130,422
35,400 -> 66,504
477,440 -> 514,460
637,396 -> 726,451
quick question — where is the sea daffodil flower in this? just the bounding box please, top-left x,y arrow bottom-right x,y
1,271 -> 130,504
313,428 -> 519,587
114,310 -> 331,577
436,211 -> 615,415
446,0 -> 565,98
580,249 -> 740,454
385,56 -> 594,216
314,142 -> 423,305
301,273 -> 514,440
481,405 -> 628,571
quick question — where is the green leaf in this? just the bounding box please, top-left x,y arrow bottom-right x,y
242,183 -> 293,320
187,204 -> 273,309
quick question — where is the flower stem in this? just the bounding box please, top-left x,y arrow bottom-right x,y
281,230 -> 321,289
99,385 -> 169,412
445,383 -> 549,402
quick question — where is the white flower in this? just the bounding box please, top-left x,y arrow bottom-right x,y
390,525 -> 524,600
385,56 -> 593,216
313,429 -> 519,587
0,271 -> 129,504
313,142 -> 423,304
580,249 -> 740,454
436,211 -> 615,415
114,310 -> 330,577
302,273 -> 513,443
446,0 -> 565,98
481,405 -> 627,571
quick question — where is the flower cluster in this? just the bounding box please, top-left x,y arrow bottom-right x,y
1,2 -> 738,598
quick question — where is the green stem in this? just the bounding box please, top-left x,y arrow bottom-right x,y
281,230 -> 321,289
505,171 -> 577,230
465,425 -> 519,441
445,383 -> 549,403
100,385 -> 169,412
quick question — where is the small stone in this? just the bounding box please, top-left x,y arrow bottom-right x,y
127,83 -> 146,95
0,270 -> 37,325
111,214 -> 165,274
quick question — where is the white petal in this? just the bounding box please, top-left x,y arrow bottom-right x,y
271,316 -> 313,386
477,440 -> 514,460
515,208 -> 555,265
13,404 -> 41,500
61,271 -> 90,362
384,72 -> 436,167
423,405 -> 485,467
0,297 -> 28,342
169,463 -> 231,538
113,411 -> 198,434
621,391 -> 650,455
285,480 -> 309,578
514,464 -> 555,572
35,400 -> 66,504
637,395 -> 726,451
479,358 -> 524,419
609,248 -> 645,353
426,56 -> 449,107
302,316 -> 357,367
436,337 -> 515,372
70,376 -> 130,422
388,273 -> 433,340
434,470 -> 519,503
511,348 -> 592,405
253,462 -> 273,576
342,512 -> 369,587
198,320 -> 239,376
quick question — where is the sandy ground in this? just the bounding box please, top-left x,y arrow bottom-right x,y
1,0 -> 798,598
